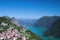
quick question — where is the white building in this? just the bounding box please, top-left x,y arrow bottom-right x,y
1,22 -> 8,26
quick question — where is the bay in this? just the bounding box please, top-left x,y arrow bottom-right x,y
26,26 -> 60,40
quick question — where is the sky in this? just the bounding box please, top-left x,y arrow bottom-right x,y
0,0 -> 60,19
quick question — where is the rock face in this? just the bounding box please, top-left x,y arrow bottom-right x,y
44,18 -> 60,38
11,17 -> 20,26
33,16 -> 60,27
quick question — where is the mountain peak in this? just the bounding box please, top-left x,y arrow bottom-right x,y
32,16 -> 60,27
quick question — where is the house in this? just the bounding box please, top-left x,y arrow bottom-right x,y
1,22 -> 8,26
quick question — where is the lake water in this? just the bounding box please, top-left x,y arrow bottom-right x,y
26,26 -> 60,40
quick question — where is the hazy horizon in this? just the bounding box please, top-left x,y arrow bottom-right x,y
0,0 -> 60,19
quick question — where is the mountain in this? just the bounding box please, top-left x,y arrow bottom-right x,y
18,18 -> 37,26
44,17 -> 60,38
11,17 -> 21,26
2,16 -> 20,26
32,16 -> 60,27
0,16 -> 42,40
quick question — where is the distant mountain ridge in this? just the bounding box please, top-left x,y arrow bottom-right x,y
32,16 -> 60,27
18,18 -> 37,26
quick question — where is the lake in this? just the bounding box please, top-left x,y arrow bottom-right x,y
26,26 -> 60,40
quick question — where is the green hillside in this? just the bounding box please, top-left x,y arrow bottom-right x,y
44,18 -> 60,38
0,16 -> 42,40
